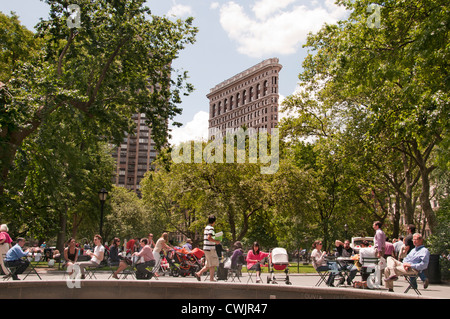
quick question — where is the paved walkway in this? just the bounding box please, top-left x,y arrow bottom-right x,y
7,268 -> 450,299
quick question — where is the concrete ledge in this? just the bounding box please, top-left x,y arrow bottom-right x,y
0,280 -> 429,299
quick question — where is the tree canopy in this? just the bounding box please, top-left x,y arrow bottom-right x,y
0,0 -> 197,196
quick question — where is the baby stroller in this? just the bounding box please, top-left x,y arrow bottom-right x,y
167,247 -> 204,277
267,248 -> 291,285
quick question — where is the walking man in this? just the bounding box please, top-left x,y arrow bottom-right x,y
195,215 -> 221,282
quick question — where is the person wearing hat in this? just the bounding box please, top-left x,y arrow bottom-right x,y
182,238 -> 193,252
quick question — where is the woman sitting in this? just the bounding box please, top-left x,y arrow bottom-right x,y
311,240 -> 340,287
246,241 -> 269,283
64,238 -> 79,275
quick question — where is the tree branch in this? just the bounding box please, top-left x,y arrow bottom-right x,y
58,29 -> 76,77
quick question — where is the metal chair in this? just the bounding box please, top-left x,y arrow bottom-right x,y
315,255 -> 337,287
360,257 -> 379,279
246,258 -> 266,283
2,254 -> 18,281
315,269 -> 330,286
22,255 -> 42,280
85,263 -> 103,279
404,275 -> 421,295
227,256 -> 244,283
404,269 -> 427,295
108,258 -> 137,280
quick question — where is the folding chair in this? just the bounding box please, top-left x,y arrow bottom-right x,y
121,263 -> 137,280
85,263 -> 103,279
108,258 -> 137,280
404,275 -> 421,295
247,258 -> 266,283
360,257 -> 379,279
22,255 -> 42,280
227,263 -> 242,282
404,270 -> 426,295
360,257 -> 382,289
315,269 -> 330,287
315,255 -> 337,287
2,254 -> 18,281
203,268 -> 218,281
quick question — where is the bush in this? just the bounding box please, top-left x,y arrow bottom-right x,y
427,197 -> 450,280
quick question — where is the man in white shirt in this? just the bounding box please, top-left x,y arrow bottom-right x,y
76,234 -> 105,279
195,215 -> 221,282
359,241 -> 378,281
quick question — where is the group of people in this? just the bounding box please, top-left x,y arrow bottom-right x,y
1,223 -> 29,281
0,222 -> 177,281
1,218 -> 432,291
65,232 -> 174,280
311,221 -> 431,292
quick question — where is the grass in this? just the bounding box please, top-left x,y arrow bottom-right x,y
32,260 -> 317,274
243,263 -> 316,274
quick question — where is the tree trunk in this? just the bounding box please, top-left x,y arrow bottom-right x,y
56,206 -> 67,253
410,140 -> 437,234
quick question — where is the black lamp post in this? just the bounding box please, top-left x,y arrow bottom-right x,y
98,188 -> 108,238
344,223 -> 349,240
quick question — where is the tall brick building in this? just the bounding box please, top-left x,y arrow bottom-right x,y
207,58 -> 282,138
112,113 -> 158,192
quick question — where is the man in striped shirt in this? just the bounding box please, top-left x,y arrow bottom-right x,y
195,215 -> 221,282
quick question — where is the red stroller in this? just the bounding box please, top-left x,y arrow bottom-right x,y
267,247 -> 292,285
167,247 -> 204,277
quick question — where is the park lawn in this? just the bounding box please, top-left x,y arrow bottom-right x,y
34,260 -> 317,274
243,263 -> 316,274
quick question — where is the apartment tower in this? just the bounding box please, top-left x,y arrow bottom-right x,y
112,113 -> 158,193
207,58 -> 282,138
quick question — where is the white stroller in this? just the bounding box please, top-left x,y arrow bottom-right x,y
267,247 -> 292,285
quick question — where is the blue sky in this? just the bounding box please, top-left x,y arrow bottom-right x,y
0,0 -> 349,145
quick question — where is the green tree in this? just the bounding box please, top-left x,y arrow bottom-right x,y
104,186 -> 151,243
2,105 -> 116,250
0,0 -> 197,197
141,137 -> 279,248
284,0 -> 449,233
0,12 -> 42,82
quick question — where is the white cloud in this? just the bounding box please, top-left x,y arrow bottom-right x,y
251,0 -> 296,20
168,4 -> 193,17
169,111 -> 209,146
210,2 -> 220,10
217,0 -> 348,58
